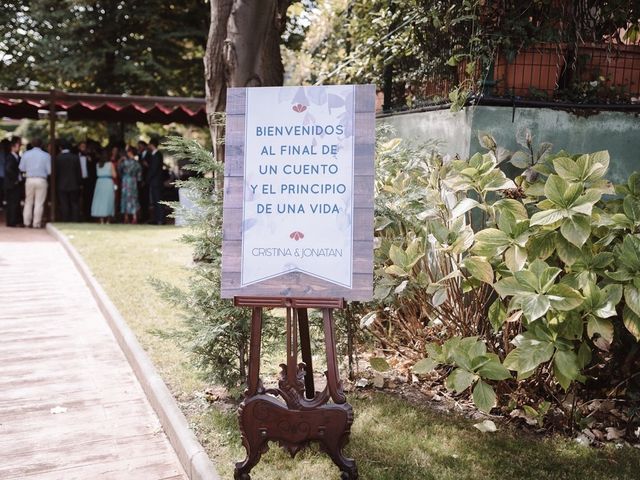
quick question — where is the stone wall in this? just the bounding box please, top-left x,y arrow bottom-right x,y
379,106 -> 640,184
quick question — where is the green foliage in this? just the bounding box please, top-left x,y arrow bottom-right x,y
522,401 -> 551,428
1,1 -> 310,96
366,129 -> 640,416
0,1 -> 209,95
484,141 -> 640,393
428,337 -> 511,413
370,357 -> 391,373
289,0 -> 484,107
287,1 -> 640,109
152,136 -> 255,389
494,259 -> 583,321
369,129 -> 510,365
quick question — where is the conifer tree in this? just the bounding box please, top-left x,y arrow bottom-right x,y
153,136 -> 254,389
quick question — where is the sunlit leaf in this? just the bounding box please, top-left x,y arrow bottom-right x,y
504,339 -> 554,374
473,380 -> 497,413
560,215 -> 591,247
553,349 -> 580,390
623,306 -> 640,341
464,256 -> 494,284
445,368 -> 475,393
413,358 -> 437,374
530,208 -> 565,226
473,419 -> 498,432
370,357 -> 391,372
451,197 -> 481,218
587,315 -> 614,348
624,285 -> 640,318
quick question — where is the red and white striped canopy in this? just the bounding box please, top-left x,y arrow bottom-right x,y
0,90 -> 207,126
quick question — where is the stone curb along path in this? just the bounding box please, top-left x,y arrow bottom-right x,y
47,224 -> 220,480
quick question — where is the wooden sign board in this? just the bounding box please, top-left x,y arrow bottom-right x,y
221,85 -> 375,300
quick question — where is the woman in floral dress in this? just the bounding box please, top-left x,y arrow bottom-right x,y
118,146 -> 142,224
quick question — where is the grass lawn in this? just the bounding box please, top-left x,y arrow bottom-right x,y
57,223 -> 640,480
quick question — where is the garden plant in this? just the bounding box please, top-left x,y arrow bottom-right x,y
152,130 -> 640,445
366,128 -> 640,438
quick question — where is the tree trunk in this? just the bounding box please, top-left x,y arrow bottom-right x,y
204,0 -> 290,163
204,0 -> 233,164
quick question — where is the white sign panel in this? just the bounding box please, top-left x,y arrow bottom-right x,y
241,85 -> 355,288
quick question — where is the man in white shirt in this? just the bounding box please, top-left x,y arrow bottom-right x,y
19,138 -> 51,228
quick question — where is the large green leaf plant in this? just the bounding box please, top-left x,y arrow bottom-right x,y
370,130 -> 640,416
477,147 -> 640,394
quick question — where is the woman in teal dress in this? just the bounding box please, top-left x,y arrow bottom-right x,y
91,151 -> 116,223
118,146 -> 142,224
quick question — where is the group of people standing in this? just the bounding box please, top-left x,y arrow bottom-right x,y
0,136 -> 167,228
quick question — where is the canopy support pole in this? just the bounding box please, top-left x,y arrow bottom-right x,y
48,89 -> 57,222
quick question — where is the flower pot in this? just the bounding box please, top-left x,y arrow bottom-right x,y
493,44 -> 568,98
574,43 -> 640,99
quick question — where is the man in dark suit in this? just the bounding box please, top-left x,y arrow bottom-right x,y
147,138 -> 165,225
0,139 -> 6,212
55,140 -> 83,222
4,136 -> 23,227
137,140 -> 150,223
77,141 -> 96,222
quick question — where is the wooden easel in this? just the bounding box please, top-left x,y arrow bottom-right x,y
233,297 -> 358,480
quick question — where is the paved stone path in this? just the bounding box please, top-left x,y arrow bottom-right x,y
0,226 -> 187,479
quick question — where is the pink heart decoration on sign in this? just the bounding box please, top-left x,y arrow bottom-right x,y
292,103 -> 307,113
289,231 -> 305,241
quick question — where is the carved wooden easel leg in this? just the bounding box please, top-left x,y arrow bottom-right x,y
322,308 -> 346,404
286,307 -> 298,389
297,308 -> 316,399
234,409 -> 267,480
234,299 -> 358,479
235,307 -> 265,480
322,437 -> 359,480
321,307 -> 358,478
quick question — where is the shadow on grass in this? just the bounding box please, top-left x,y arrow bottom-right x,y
200,392 -> 640,480
348,393 -> 640,480
56,223 -> 640,479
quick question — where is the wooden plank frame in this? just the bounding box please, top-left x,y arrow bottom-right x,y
233,296 -> 346,309
221,85 -> 375,301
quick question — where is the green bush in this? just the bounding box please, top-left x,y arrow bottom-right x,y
152,136 -> 258,390
367,129 -> 640,420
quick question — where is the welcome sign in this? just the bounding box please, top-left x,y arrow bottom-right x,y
221,85 -> 375,300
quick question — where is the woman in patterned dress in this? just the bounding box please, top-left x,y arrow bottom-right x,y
118,146 -> 142,224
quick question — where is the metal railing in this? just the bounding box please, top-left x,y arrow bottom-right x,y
490,43 -> 640,102
387,42 -> 640,112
